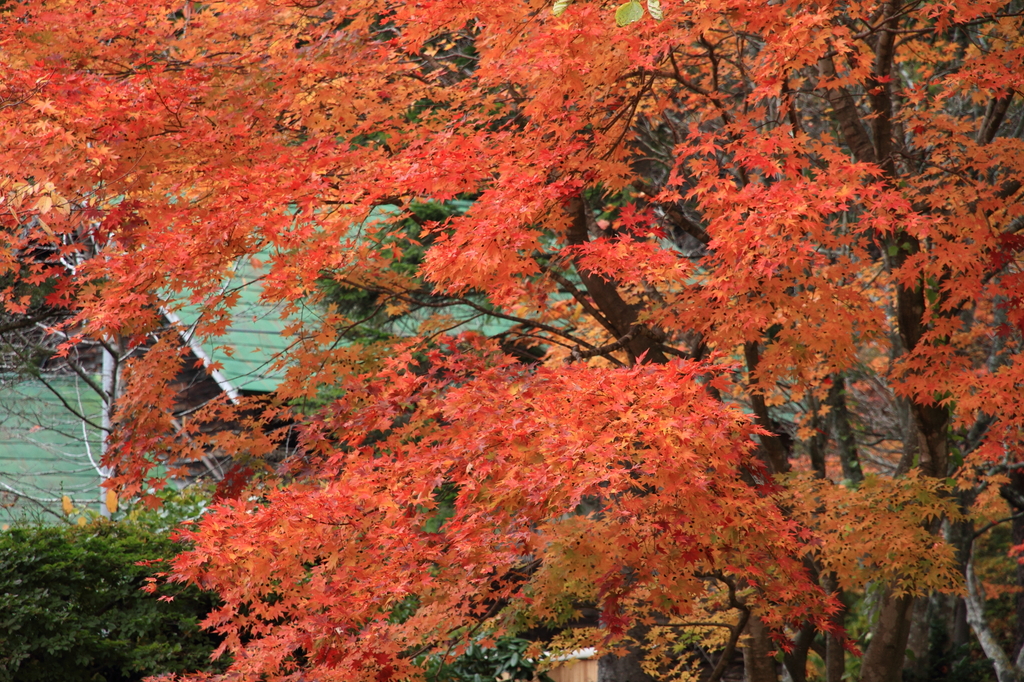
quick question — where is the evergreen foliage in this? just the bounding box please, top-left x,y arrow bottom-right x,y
0,522 -> 226,682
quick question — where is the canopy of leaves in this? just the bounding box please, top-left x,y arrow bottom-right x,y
2,0 -> 1023,680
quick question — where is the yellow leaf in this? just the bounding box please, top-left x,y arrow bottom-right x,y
53,193 -> 70,216
34,194 -> 52,214
77,516 -> 87,527
37,217 -> 56,238
105,489 -> 119,514
61,495 -> 74,515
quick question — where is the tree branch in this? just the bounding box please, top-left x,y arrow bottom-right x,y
816,55 -> 878,166
565,196 -> 668,365
965,546 -> 1018,682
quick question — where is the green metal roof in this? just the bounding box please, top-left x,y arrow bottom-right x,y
167,202 -> 514,397
0,201 -> 521,524
167,253 -> 293,396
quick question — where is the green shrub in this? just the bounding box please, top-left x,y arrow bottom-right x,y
424,637 -> 554,682
0,521 -> 226,682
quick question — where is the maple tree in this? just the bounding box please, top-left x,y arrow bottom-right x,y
2,0 -> 1024,680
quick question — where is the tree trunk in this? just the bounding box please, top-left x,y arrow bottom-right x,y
826,630 -> 845,682
597,626 -> 657,682
565,196 -> 668,365
944,507 -> 976,653
821,573 -> 846,682
1014,512 -> 1024,662
99,338 -> 118,519
820,6 -> 953,676
964,548 -> 1022,682
806,390 -> 828,479
742,617 -> 778,682
783,622 -> 815,682
744,341 -> 790,475
597,653 -> 657,682
1004,471 -> 1024,660
827,374 -> 863,484
903,593 -> 931,678
859,591 -> 914,682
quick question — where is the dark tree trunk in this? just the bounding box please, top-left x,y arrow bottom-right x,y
826,629 -> 845,682
565,196 -> 668,365
903,593 -> 931,678
1001,470 -> 1024,659
827,374 -> 863,484
743,341 -> 791,475
821,573 -> 847,682
806,390 -> 828,479
742,617 -> 778,682
783,622 -> 815,682
860,591 -> 914,682
597,626 -> 658,682
598,652 -> 657,682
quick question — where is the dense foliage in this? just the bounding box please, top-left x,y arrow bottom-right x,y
3,0 -> 1024,681
0,522 -> 226,682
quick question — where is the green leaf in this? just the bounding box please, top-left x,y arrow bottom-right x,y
615,0 -> 644,26
552,0 -> 572,16
647,0 -> 663,20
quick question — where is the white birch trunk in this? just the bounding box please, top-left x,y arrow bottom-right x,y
965,545 -> 1020,682
98,341 -> 116,519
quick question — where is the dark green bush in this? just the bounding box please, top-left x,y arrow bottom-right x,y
424,637 -> 554,682
0,521 -> 226,682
